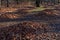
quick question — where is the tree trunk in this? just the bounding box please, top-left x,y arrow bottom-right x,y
16,0 -> 19,4
6,0 -> 9,7
1,0 -> 2,6
35,0 -> 40,7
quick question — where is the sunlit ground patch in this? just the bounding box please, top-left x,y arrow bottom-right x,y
27,5 -> 55,13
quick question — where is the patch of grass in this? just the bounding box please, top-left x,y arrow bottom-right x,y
27,5 -> 55,12
28,6 -> 46,12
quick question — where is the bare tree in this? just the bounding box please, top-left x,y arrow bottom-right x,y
1,0 -> 2,6
35,0 -> 40,7
58,0 -> 60,4
6,0 -> 9,7
15,0 -> 19,4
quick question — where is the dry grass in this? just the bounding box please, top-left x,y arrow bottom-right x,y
0,13 -> 21,19
0,21 -> 60,40
0,2 -> 34,13
0,7 -> 18,13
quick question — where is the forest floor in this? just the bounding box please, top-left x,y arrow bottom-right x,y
0,4 -> 60,40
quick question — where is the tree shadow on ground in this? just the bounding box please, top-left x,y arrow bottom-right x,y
0,10 -> 60,22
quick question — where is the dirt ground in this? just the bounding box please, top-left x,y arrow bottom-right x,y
0,3 -> 60,40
